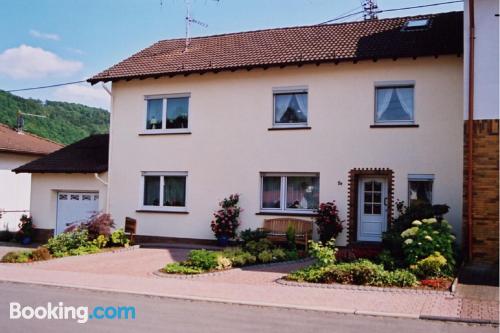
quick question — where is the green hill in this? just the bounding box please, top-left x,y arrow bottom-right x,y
0,90 -> 109,145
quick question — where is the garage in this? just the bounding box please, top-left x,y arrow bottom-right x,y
56,192 -> 99,234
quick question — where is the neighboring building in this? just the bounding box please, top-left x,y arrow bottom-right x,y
463,0 -> 499,263
0,123 -> 62,231
87,11 -> 464,246
14,134 -> 108,241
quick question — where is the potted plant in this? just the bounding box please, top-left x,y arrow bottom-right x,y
16,215 -> 34,245
210,194 -> 242,246
314,201 -> 343,244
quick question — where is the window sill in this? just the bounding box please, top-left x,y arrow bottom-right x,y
268,126 -> 311,131
139,131 -> 191,136
136,209 -> 189,214
256,211 -> 317,217
370,124 -> 419,128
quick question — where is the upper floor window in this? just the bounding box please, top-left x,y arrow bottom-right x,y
408,174 -> 433,207
261,173 -> 319,213
145,94 -> 189,133
273,87 -> 308,128
375,84 -> 414,124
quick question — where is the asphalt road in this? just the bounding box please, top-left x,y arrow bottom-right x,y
0,281 -> 496,333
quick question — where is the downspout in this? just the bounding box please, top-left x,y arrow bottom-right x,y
102,83 -> 113,214
466,0 -> 475,261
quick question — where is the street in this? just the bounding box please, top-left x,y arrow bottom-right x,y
0,282 -> 496,333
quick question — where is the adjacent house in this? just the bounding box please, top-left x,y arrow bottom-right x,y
0,123 -> 62,231
84,11 -> 464,246
14,134 -> 108,241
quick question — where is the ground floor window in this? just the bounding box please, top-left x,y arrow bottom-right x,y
408,174 -> 433,207
261,173 -> 319,213
142,172 -> 187,211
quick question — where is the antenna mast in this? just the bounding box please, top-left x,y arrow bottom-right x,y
361,0 -> 379,20
16,110 -> 47,133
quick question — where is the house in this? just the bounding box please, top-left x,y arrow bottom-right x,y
0,123 -> 62,231
88,11 -> 464,246
14,134 -> 108,241
463,0 -> 499,263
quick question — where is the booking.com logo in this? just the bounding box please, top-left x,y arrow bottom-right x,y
10,302 -> 136,324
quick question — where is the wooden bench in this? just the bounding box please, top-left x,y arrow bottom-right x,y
261,218 -> 313,250
124,217 -> 137,245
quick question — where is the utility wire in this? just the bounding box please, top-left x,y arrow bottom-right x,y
5,80 -> 87,93
320,0 -> 463,25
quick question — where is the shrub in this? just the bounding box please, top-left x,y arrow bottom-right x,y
285,249 -> 299,261
110,229 -> 129,246
287,265 -> 328,283
314,202 -> 343,244
400,218 -> 455,268
222,248 -> 256,266
308,239 -> 337,267
271,248 -> 287,262
412,252 -> 448,278
67,244 -> 100,256
375,250 -> 398,271
244,239 -> 273,256
1,250 -> 31,263
67,213 -> 115,240
239,228 -> 268,244
163,262 -> 203,275
210,194 -> 242,239
382,269 -> 418,287
216,256 -> 232,270
257,250 -> 273,263
46,230 -> 91,257
286,225 -> 297,251
15,215 -> 34,242
31,247 -> 51,261
93,235 -> 108,249
187,250 -> 219,271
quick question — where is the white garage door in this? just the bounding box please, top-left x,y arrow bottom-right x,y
56,192 -> 99,235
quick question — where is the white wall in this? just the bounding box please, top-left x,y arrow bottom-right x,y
464,0 -> 499,119
30,173 -> 108,230
0,152 -> 39,231
108,57 -> 463,245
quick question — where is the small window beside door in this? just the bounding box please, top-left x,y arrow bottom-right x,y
375,84 -> 414,124
408,174 -> 433,207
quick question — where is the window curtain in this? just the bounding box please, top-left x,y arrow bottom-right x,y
395,87 -> 413,118
286,177 -> 318,209
274,94 -> 293,122
164,177 -> 186,206
262,177 -> 281,208
376,88 -> 393,120
294,93 -> 308,120
144,176 -> 160,206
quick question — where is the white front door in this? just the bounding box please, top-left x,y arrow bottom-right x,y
56,192 -> 99,235
357,177 -> 388,242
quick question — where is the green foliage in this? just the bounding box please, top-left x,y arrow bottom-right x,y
412,252 -> 448,278
257,250 -> 273,263
285,249 -> 299,261
286,225 -> 297,251
110,229 -> 129,246
46,230 -> 91,257
67,244 -> 100,256
0,90 -> 109,145
315,201 -> 343,244
244,239 -> 274,256
30,247 -> 52,261
375,250 -> 399,271
308,239 -> 337,267
187,250 -> 220,271
221,247 -> 256,267
287,260 -> 418,287
239,228 -> 268,244
162,262 -> 204,274
15,214 -> 34,242
400,219 -> 455,269
93,235 -> 108,249
211,194 -> 241,239
1,250 -> 31,263
271,248 -> 287,262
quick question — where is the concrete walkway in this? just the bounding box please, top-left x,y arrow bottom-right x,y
0,247 -> 497,324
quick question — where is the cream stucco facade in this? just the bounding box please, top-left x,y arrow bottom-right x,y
108,56 -> 463,245
29,173 -> 108,232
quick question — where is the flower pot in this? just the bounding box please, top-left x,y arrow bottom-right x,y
217,235 -> 229,247
21,236 -> 32,245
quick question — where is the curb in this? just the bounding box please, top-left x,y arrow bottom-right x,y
420,315 -> 499,325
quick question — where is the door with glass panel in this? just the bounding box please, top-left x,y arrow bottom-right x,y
357,177 -> 388,242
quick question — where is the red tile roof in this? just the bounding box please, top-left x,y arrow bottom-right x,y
14,134 -> 108,174
89,11 -> 463,84
0,123 -> 63,156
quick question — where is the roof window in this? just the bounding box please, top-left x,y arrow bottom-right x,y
402,18 -> 430,31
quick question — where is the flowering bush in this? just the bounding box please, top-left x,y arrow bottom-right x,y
400,218 -> 455,270
15,214 -> 34,242
411,251 -> 448,278
314,201 -> 343,244
65,213 -> 115,240
210,194 -> 242,239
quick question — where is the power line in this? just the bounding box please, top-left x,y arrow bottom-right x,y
320,0 -> 463,25
5,80 -> 87,93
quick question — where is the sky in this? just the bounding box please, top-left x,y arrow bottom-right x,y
0,0 -> 463,110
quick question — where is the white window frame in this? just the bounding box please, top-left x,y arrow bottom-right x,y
374,81 -> 415,125
260,172 -> 319,214
143,93 -> 190,134
272,86 -> 309,128
408,174 -> 434,206
140,171 -> 188,212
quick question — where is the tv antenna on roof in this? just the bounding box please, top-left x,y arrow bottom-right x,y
16,110 -> 47,133
183,0 -> 219,52
361,0 -> 379,20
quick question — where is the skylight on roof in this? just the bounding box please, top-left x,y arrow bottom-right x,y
402,18 -> 430,31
